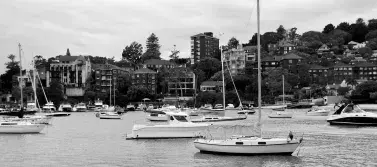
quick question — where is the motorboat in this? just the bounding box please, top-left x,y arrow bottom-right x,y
126,112 -> 209,139
237,109 -> 255,115
126,104 -> 135,111
327,103 -> 377,126
100,104 -> 115,112
0,121 -> 46,134
97,112 -> 122,119
58,103 -> 73,112
94,99 -> 104,111
225,104 -> 241,111
306,106 -> 330,116
73,103 -> 87,112
26,102 -> 40,113
42,102 -> 71,117
191,115 -> 247,123
268,111 -> 293,118
211,104 -> 225,111
146,111 -> 168,122
87,104 -> 96,111
2,115 -> 53,125
194,134 -> 302,155
261,104 -> 288,109
200,104 -> 213,111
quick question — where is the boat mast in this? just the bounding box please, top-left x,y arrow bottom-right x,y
283,75 -> 285,105
221,46 -> 225,110
110,78 -> 112,106
19,43 -> 23,109
257,0 -> 262,137
114,78 -> 115,106
33,57 -> 37,107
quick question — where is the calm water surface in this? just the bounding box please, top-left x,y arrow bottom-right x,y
0,109 -> 376,167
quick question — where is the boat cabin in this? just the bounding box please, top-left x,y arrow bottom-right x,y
165,112 -> 190,123
333,104 -> 365,115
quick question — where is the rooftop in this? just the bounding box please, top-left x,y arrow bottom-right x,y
201,81 -> 223,87
92,64 -> 125,71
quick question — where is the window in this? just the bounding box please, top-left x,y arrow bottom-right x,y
137,74 -> 139,78
289,60 -> 292,64
271,62 -> 275,65
152,76 -> 155,79
96,71 -> 100,74
143,80 -> 145,83
309,70 -> 312,72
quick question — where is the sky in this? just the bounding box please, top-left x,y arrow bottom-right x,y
1,0 -> 377,74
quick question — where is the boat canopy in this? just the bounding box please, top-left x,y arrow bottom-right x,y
334,103 -> 365,115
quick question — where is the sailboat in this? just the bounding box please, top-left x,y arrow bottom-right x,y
0,44 -> 46,134
268,75 -> 293,118
97,78 -> 121,119
193,0 -> 303,155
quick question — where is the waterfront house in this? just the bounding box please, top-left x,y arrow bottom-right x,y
92,63 -> 130,93
142,59 -> 176,72
223,45 -> 246,76
200,81 -> 224,93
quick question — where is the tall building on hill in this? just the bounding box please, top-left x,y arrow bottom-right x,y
223,45 -> 246,76
131,68 -> 157,95
190,32 -> 219,64
92,63 -> 130,93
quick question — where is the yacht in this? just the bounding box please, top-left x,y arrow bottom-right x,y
327,103 -> 377,125
307,106 -> 330,116
73,103 -> 87,112
97,112 -> 122,119
237,108 -> 256,115
2,115 -> 53,125
126,112 -> 209,139
126,104 -> 135,111
42,102 -> 70,117
0,121 -> 46,134
225,104 -> 241,111
211,104 -> 224,111
26,102 -> 40,113
268,111 -> 293,118
58,103 -> 73,112
191,115 -> 247,123
200,104 -> 213,111
94,99 -> 104,111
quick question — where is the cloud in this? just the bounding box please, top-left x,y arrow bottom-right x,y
1,0 -> 376,73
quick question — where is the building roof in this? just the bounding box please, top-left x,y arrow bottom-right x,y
243,45 -> 257,51
92,64 -> 125,71
134,68 -> 157,74
58,55 -> 80,62
278,40 -> 296,47
144,59 -> 176,66
332,62 -> 353,68
353,62 -> 377,67
190,33 -> 218,39
280,52 -> 302,60
200,81 -> 223,87
309,64 -> 329,70
318,44 -> 330,51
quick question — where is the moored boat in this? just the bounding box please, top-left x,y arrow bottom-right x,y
97,112 -> 122,119
306,106 -> 330,116
327,103 -> 377,126
2,115 -> 53,125
126,112 -> 209,139
58,103 -> 73,112
268,111 -> 293,118
146,112 -> 168,121
73,103 -> 87,112
126,104 -> 135,111
0,121 -> 46,134
191,115 -> 247,123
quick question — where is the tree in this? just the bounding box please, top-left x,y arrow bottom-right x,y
66,48 -> 71,56
122,41 -> 143,70
169,45 -> 180,62
262,32 -> 283,50
126,85 -> 151,102
336,22 -> 351,32
288,27 -> 298,41
0,54 -> 20,93
192,57 -> 221,81
248,33 -> 259,45
351,81 -> 377,100
142,33 -> 161,61
227,37 -> 239,49
327,29 -> 352,46
350,18 -> 369,42
323,24 -> 335,34
365,30 -> 377,41
366,38 -> 377,50
276,25 -> 286,37
300,31 -> 328,49
358,47 -> 373,58
368,19 -> 377,31
45,81 -> 65,107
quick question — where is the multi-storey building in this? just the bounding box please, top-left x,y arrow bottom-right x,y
190,32 -> 219,64
49,55 -> 92,96
268,40 -> 297,55
223,45 -> 246,76
142,59 -> 176,72
131,68 -> 157,95
279,52 -> 303,74
92,64 -> 129,93
243,45 -> 257,62
167,67 -> 195,97
332,63 -> 354,83
308,65 -> 329,83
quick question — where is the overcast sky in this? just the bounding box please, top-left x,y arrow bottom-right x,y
1,0 -> 376,74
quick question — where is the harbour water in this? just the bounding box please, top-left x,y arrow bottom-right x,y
1,109 -> 376,167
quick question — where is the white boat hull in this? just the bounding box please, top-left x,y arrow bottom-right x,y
99,114 -> 121,119
237,110 -> 255,115
128,124 -> 208,139
269,112 -> 293,118
307,110 -> 330,116
194,138 -> 301,155
4,116 -> 53,125
0,124 -> 46,134
261,105 -> 287,109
